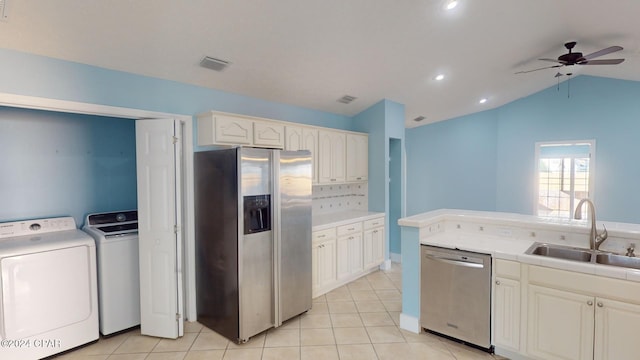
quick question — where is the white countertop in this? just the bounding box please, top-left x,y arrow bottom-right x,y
399,209 -> 640,282
313,210 -> 385,231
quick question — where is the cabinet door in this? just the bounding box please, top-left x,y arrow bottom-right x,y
253,121 -> 285,148
594,297 -> 640,360
363,226 -> 384,269
302,128 -> 319,184
312,239 -> 336,296
331,132 -> 346,182
318,130 -> 334,184
318,130 -> 347,184
346,134 -> 368,182
494,277 -> 520,351
527,285 -> 594,360
214,115 -> 253,144
336,234 -> 362,280
285,126 -> 303,151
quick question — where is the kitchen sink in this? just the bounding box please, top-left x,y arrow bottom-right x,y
595,253 -> 640,270
525,243 -> 593,262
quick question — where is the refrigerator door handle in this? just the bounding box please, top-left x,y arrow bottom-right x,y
272,150 -> 281,327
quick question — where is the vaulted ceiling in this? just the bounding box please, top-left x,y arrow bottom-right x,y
1,0 -> 638,127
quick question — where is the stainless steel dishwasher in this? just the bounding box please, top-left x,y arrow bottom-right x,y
420,245 -> 492,351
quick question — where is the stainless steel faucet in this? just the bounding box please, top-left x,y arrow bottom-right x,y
574,198 -> 608,251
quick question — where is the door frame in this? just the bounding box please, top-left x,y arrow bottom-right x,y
0,92 -> 197,322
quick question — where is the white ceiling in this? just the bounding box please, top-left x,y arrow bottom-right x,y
1,0 -> 639,128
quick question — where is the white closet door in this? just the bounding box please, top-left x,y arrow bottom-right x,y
136,119 -> 184,339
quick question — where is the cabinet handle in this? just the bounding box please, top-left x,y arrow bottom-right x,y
495,280 -> 501,285
348,228 -> 355,231
331,179 -> 336,182
348,236 -> 354,240
373,230 -> 378,234
317,235 -> 326,238
587,300 -> 593,306
597,302 -> 604,308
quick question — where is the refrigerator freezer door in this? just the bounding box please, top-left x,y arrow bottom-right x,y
239,147 -> 275,341
276,150 -> 313,323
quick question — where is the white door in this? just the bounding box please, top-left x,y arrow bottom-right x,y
136,119 -> 184,339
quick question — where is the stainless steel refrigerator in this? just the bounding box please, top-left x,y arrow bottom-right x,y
194,147 -> 312,343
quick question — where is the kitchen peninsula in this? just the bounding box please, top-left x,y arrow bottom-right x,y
399,209 -> 640,360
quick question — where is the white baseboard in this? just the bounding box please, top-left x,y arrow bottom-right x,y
390,252 -> 401,263
380,259 -> 392,270
399,313 -> 420,333
494,347 -> 531,360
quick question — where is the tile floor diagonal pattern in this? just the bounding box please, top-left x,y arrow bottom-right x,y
55,263 -> 507,360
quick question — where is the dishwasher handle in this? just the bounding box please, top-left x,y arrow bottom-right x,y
423,253 -> 485,269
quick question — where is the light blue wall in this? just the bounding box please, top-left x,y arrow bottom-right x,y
496,76 -> 640,223
406,75 -> 640,224
405,109 -> 498,215
0,107 -> 137,226
0,48 -> 353,130
353,100 -> 406,258
0,48 -> 355,225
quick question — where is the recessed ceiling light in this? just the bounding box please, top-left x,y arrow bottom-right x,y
479,98 -> 488,104
446,0 -> 459,10
434,74 -> 445,81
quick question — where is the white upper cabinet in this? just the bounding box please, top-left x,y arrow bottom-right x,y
302,128 -> 319,184
346,133 -> 368,182
285,126 -> 319,184
253,121 -> 284,148
197,113 -> 253,146
285,126 -> 303,151
198,112 -> 366,184
318,130 -> 346,184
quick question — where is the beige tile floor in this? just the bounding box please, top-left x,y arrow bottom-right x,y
56,263 -> 506,360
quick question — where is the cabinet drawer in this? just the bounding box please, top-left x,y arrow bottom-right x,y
313,228 -> 336,242
337,222 -> 362,237
363,217 -> 384,230
495,259 -> 520,279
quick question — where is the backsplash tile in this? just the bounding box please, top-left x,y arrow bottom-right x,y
312,183 -> 368,215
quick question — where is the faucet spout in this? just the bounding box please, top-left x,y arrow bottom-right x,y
574,198 -> 608,251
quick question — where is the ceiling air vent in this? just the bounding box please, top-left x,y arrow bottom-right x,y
0,0 -> 10,22
337,95 -> 357,104
199,56 -> 230,72
413,116 -> 426,122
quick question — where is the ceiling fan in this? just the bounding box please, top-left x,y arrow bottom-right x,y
516,41 -> 624,74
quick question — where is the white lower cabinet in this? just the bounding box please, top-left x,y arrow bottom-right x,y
494,277 -> 520,351
527,285 -> 595,360
312,215 -> 385,298
312,229 -> 336,297
524,265 -> 640,360
593,297 -> 640,360
336,233 -> 363,280
363,226 -> 384,269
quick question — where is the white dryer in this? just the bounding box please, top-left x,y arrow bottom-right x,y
0,217 -> 98,360
83,210 -> 140,336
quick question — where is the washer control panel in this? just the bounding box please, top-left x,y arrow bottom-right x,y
0,217 -> 77,239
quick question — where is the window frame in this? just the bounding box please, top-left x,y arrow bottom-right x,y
534,139 -> 596,218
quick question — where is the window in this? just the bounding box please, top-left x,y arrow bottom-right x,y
535,141 -> 595,219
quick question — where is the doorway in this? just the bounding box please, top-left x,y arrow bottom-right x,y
389,138 -> 402,261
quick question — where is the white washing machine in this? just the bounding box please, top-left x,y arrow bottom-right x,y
83,210 -> 140,336
0,217 -> 98,360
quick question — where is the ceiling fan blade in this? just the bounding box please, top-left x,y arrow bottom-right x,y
515,64 -> 563,74
579,59 -> 625,65
539,58 -> 566,64
581,46 -> 623,60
